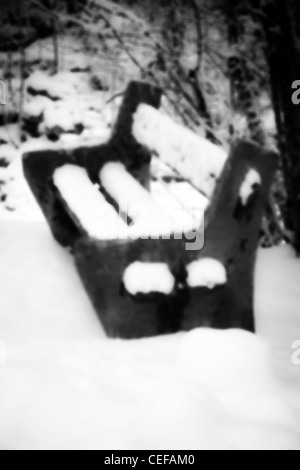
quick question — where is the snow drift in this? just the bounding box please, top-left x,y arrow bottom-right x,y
0,219 -> 299,450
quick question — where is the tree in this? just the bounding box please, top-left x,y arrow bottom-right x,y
224,0 -> 266,145
259,0 -> 300,253
0,0 -> 86,52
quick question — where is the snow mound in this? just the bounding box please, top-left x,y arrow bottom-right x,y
24,72 -> 115,142
23,96 -> 52,118
133,104 -> 227,198
26,71 -> 90,101
0,124 -> 19,148
123,262 -> 175,295
40,100 -> 83,137
0,220 -> 299,449
0,167 -> 10,184
186,258 -> 227,289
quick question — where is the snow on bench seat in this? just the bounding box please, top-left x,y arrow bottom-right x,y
133,104 -> 228,198
100,162 -> 203,239
53,163 -> 204,243
151,180 -> 209,219
53,164 -> 128,240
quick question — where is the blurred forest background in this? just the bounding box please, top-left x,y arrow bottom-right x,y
0,0 -> 300,252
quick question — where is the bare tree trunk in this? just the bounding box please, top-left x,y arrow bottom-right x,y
225,0 -> 265,145
261,0 -> 300,253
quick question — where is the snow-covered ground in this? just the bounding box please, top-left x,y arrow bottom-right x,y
0,26 -> 298,451
0,66 -> 299,449
0,217 -> 299,450
0,1 -> 294,451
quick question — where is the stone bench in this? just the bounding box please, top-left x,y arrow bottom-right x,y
22,81 -> 277,339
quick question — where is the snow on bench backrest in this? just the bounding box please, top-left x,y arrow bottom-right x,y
132,104 -> 228,198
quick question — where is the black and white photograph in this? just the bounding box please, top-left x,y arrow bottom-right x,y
0,0 -> 299,451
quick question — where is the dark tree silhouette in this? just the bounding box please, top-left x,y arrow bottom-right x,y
259,0 -> 300,253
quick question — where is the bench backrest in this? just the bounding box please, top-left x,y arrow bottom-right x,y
22,80 -> 278,339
